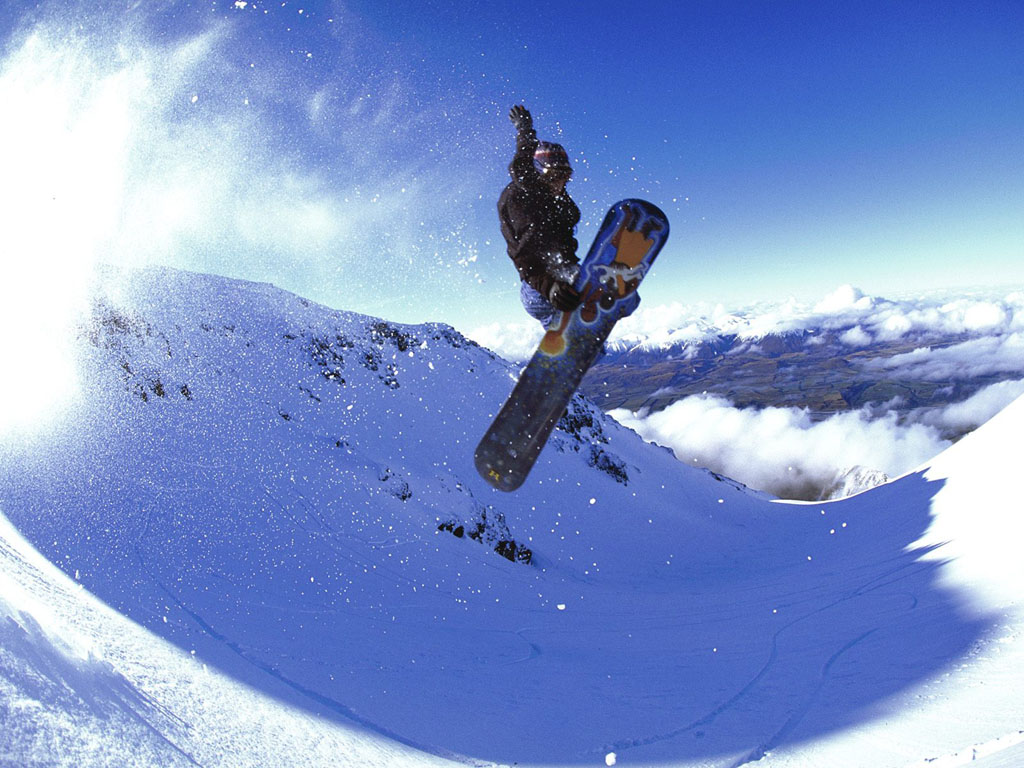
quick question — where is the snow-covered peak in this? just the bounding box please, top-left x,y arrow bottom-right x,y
820,465 -> 891,500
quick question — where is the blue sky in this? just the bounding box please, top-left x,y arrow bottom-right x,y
3,0 -> 1023,330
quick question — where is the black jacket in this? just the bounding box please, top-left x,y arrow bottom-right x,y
497,124 -> 580,298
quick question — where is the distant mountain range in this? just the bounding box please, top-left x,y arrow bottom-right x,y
583,328 -> 1016,439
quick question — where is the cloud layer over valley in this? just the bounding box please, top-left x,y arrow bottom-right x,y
610,385 -> 1024,501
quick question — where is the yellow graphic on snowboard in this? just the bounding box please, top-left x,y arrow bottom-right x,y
539,208 -> 654,357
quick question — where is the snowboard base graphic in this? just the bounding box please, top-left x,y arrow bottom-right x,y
475,199 -> 669,491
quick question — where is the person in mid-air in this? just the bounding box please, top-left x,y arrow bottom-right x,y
498,105 -> 583,328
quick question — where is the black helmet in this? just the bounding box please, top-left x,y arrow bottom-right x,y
533,141 -> 573,176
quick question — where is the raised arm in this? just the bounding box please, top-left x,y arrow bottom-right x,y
508,105 -> 539,182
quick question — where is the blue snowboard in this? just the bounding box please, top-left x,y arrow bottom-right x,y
475,199 -> 670,491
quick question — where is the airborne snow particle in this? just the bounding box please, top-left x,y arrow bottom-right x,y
606,752 -> 617,766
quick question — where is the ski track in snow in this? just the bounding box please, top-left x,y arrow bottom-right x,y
729,628 -> 878,768
154,578 -> 475,765
1,266 -> 1022,767
601,550 -> 934,764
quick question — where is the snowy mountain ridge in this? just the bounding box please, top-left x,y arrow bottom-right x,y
1,266 -> 1023,767
609,284 -> 1024,352
473,283 -> 1024,364
74,266 -> 640,564
819,465 -> 892,501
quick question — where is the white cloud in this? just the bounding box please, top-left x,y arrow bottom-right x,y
962,302 -> 1009,332
922,380 -> 1024,432
875,311 -> 913,341
813,284 -> 873,314
868,333 -> 1024,381
466,321 -> 544,361
610,395 -> 950,500
605,302 -> 722,350
839,325 -> 872,346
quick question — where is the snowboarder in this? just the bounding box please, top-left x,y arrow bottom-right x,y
478,197 -> 670,490
498,105 -> 583,328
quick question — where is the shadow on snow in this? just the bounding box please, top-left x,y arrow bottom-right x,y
1,425 -> 993,767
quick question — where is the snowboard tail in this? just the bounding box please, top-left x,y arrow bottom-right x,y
475,199 -> 669,491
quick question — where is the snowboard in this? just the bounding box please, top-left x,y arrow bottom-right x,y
475,198 -> 669,492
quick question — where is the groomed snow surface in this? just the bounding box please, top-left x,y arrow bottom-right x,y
1,267 -> 1022,767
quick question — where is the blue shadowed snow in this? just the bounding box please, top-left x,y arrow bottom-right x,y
0,267 -> 997,766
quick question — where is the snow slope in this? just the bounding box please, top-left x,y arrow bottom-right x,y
1,267 -> 1022,767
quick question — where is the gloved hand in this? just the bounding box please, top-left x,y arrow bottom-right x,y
509,104 -> 533,131
548,280 -> 582,312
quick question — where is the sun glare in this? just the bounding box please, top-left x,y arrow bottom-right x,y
0,34 -> 137,433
